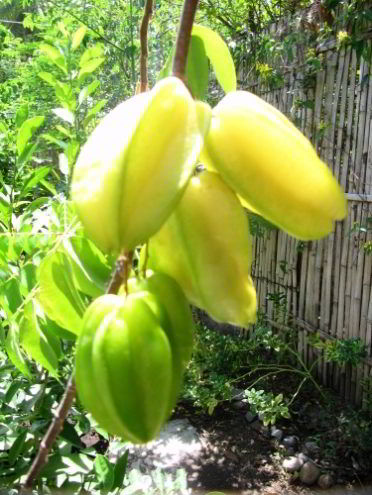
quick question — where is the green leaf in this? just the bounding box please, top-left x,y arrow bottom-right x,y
0,322 -> 4,345
39,43 -> 67,74
40,317 -> 76,341
25,197 -> 50,212
40,179 -> 57,196
52,108 -> 75,125
42,133 -> 67,149
2,278 -> 23,316
157,50 -> 173,82
39,43 -> 61,60
0,121 -> 7,134
55,81 -> 75,110
83,99 -> 106,127
78,57 -> 105,80
94,455 -> 114,492
112,450 -> 129,490
66,140 -> 80,167
5,380 -> 22,403
20,166 -> 51,198
80,44 -> 104,67
38,71 -> 57,87
186,35 -> 209,100
5,322 -> 31,378
63,238 -> 111,297
56,125 -> 73,138
17,116 -> 44,157
8,430 -> 27,465
17,142 -> 39,167
71,26 -> 87,51
20,263 -> 37,294
15,104 -> 29,129
78,80 -> 100,107
41,453 -> 94,477
192,24 -> 236,93
41,322 -> 62,358
23,13 -> 34,31
37,252 -> 86,335
19,301 -> 59,378
60,422 -> 84,448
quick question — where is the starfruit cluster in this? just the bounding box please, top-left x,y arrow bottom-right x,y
72,73 -> 346,444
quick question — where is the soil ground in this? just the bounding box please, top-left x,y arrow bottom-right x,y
178,314 -> 372,494
171,385 -> 372,494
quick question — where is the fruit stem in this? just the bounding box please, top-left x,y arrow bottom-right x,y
124,251 -> 134,295
139,0 -> 153,92
172,0 -> 200,82
107,251 -> 133,295
22,373 -> 76,490
22,256 -> 132,489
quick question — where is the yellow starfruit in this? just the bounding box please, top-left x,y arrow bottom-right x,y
71,77 -> 211,254
144,170 -> 257,326
200,90 -> 347,240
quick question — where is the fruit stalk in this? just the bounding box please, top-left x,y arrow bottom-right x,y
22,374 -> 76,491
139,0 -> 153,92
172,0 -> 200,81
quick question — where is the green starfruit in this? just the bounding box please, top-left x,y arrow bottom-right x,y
71,76 -> 211,254
144,170 -> 257,326
75,292 -> 174,443
201,90 -> 347,240
130,272 -> 194,368
128,272 -> 194,413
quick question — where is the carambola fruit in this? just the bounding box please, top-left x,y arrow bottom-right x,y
75,274 -> 193,443
128,272 -> 194,413
144,170 -> 257,326
201,90 -> 347,240
71,76 -> 211,254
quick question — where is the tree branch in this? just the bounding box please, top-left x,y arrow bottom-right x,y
129,0 -> 136,89
172,0 -> 200,81
140,0 -> 153,92
203,0 -> 235,31
23,374 -> 76,489
22,253 -> 132,489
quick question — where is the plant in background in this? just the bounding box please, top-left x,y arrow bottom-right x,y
325,338 -> 367,366
266,290 -> 288,324
182,323 -> 258,414
243,388 -> 290,426
182,319 -> 326,416
337,29 -> 351,47
349,217 -> 372,255
310,334 -> 367,367
35,21 -> 107,187
248,212 -> 276,238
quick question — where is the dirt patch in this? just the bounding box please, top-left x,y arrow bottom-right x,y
172,402 -> 306,493
171,391 -> 372,494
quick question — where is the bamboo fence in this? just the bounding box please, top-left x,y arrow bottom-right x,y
243,19 -> 372,405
